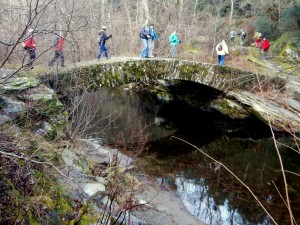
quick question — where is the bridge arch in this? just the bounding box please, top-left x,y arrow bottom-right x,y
55,58 -> 285,95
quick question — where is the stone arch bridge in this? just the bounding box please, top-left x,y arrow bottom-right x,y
55,58 -> 285,94
0,58 -> 299,133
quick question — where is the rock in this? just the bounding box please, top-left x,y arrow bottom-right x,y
280,42 -> 299,60
228,91 -> 300,132
209,98 -> 251,119
0,76 -> 40,91
0,69 -> 16,79
0,96 -> 26,114
95,176 -> 108,185
32,121 -> 53,135
83,183 -> 105,197
0,96 -> 27,121
61,149 -> 89,175
281,97 -> 300,113
0,115 -> 12,125
19,85 -> 56,101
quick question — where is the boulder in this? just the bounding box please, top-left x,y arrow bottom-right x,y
19,85 -> 56,101
209,98 -> 251,119
280,42 -> 299,61
0,75 -> 40,91
228,91 -> 300,132
83,183 -> 106,197
0,96 -> 27,125
0,96 -> 27,114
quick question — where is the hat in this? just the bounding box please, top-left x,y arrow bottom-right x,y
28,28 -> 34,34
102,26 -> 106,30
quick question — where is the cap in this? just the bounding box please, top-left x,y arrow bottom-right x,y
102,26 -> 106,30
28,29 -> 34,34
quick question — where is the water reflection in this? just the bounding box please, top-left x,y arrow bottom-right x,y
176,175 -> 272,225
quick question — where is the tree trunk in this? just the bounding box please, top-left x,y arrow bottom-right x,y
229,0 -> 234,25
124,0 -> 134,52
141,0 -> 150,20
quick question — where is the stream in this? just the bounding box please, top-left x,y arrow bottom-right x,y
79,86 -> 300,225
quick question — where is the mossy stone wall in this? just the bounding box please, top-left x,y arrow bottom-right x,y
50,59 -> 286,96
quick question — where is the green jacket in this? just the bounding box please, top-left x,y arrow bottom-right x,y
169,33 -> 180,46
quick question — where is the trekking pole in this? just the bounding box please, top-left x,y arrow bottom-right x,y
154,43 -> 169,57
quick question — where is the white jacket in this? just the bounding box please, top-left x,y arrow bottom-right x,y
216,40 -> 229,56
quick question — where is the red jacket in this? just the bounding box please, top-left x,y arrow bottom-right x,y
261,39 -> 270,51
55,37 -> 64,51
24,36 -> 36,50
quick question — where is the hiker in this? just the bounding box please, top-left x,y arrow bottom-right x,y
148,24 -> 159,58
229,28 -> 236,44
260,37 -> 270,55
169,30 -> 181,58
216,40 -> 229,65
22,29 -> 36,69
238,29 -> 246,46
139,20 -> 150,58
49,33 -> 65,67
255,32 -> 263,48
97,26 -> 112,60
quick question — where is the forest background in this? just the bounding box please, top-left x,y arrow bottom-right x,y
0,0 -> 300,67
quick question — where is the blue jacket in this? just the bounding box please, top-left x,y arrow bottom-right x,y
149,29 -> 159,40
140,26 -> 150,39
169,33 -> 180,46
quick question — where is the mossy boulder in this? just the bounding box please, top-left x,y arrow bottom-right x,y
0,75 -> 40,91
280,42 -> 299,61
19,84 -> 63,113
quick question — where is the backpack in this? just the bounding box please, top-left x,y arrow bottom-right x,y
217,43 -> 223,51
139,27 -> 144,38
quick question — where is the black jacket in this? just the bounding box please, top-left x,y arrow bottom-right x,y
98,30 -> 111,45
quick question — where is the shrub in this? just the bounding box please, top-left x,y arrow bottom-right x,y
253,14 -> 280,40
280,5 -> 300,32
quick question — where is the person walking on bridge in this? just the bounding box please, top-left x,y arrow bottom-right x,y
49,33 -> 65,67
97,26 -> 112,60
169,30 -> 181,58
216,39 -> 229,65
139,20 -> 150,58
148,24 -> 159,58
22,28 -> 36,69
